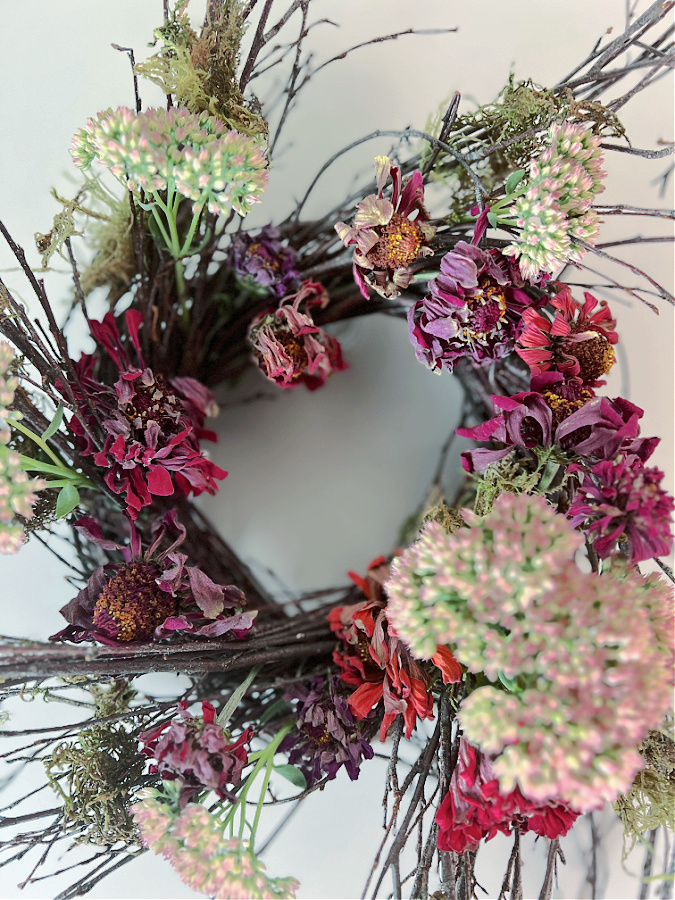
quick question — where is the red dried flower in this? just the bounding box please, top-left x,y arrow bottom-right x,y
516,285 -> 617,386
435,738 -> 580,853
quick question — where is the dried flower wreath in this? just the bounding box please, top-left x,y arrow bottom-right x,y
0,2 -> 673,899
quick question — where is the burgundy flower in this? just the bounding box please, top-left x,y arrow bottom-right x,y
435,738 -> 580,853
50,511 -> 255,645
516,285 -> 617,386
568,454 -> 674,562
228,224 -> 301,298
69,310 -> 226,519
248,280 -> 347,390
335,156 -> 435,299
458,388 -> 657,473
407,212 -> 538,372
140,701 -> 253,806
279,676 -> 375,787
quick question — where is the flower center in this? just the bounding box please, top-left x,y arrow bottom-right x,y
301,722 -> 332,747
367,212 -> 423,270
93,561 -> 176,641
123,376 -> 182,431
467,279 -> 508,340
541,382 -> 594,429
276,330 -> 310,372
564,333 -> 615,382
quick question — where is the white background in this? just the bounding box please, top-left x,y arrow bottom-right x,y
0,2 -> 673,898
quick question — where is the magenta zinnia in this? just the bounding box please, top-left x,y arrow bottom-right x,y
407,212 -> 537,371
568,454 -> 674,562
69,310 -> 226,518
335,156 -> 435,299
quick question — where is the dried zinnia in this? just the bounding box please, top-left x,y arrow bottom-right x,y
248,280 -> 347,390
139,701 -> 252,805
436,737 -> 580,852
68,310 -> 226,518
328,556 -> 460,741
50,511 -> 255,644
335,155 -> 435,299
279,676 -> 374,787
228,224 -> 301,298
407,211 -> 537,372
516,285 -> 617,386
568,454 -> 674,562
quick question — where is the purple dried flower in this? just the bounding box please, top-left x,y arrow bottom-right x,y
568,454 -> 674,562
280,676 -> 374,787
407,214 -> 537,371
458,388 -> 658,473
228,225 -> 301,298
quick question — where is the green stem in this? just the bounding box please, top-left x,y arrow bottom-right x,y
10,416 -> 66,468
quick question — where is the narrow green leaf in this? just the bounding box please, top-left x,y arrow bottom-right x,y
216,665 -> 261,729
505,168 -> 526,195
274,765 -> 307,791
55,485 -> 80,518
487,211 -> 499,229
41,405 -> 65,441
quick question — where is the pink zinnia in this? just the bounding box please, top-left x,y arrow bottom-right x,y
139,701 -> 253,806
335,156 -> 435,300
248,280 -> 347,390
436,738 -> 580,852
517,285 -> 617,386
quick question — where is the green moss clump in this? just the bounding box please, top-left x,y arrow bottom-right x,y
614,718 -> 675,856
135,0 -> 267,140
44,680 -> 148,846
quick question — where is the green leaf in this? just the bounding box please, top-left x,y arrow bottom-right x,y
259,699 -> 293,726
216,665 -> 261,729
274,765 -> 307,791
41,405 -> 65,441
497,670 -> 520,692
55,484 -> 80,519
487,211 -> 499,229
505,168 -> 526,195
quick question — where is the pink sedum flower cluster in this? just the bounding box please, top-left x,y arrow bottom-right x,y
386,492 -> 674,811
71,106 -> 268,217
504,122 -> 606,280
131,790 -> 298,899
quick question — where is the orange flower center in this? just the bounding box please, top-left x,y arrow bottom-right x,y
367,212 -> 423,270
